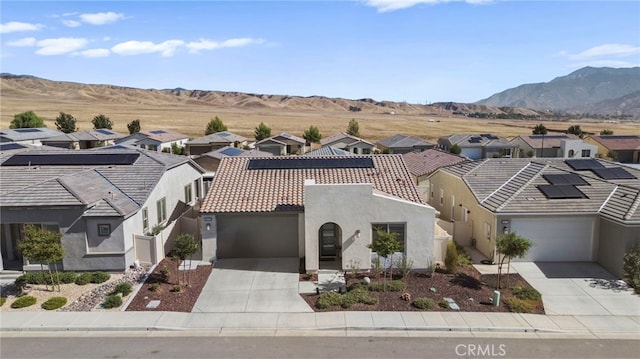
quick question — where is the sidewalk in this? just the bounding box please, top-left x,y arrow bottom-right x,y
1,311 -> 638,339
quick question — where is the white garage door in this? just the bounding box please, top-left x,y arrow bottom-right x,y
510,217 -> 594,261
216,214 -> 299,258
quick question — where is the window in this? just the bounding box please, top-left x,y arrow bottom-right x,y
98,224 -> 111,236
568,149 -> 575,157
451,195 -> 456,220
184,184 -> 193,204
142,207 -> 148,232
439,188 -> 444,206
371,223 -> 406,251
581,149 -> 591,158
429,181 -> 434,202
485,222 -> 492,241
194,179 -> 201,200
156,197 -> 167,223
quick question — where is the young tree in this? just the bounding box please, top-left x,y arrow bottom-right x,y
367,227 -> 402,291
302,125 -> 322,144
495,232 -> 533,289
567,125 -> 583,139
18,225 -> 65,292
173,234 -> 199,285
205,116 -> 227,135
92,114 -> 113,129
10,111 -> 45,129
600,129 -> 614,135
623,246 -> 640,294
346,119 -> 360,137
444,241 -> 459,274
532,124 -> 548,135
449,144 -> 462,155
54,112 -> 77,133
170,142 -> 183,155
254,122 -> 271,141
127,119 -> 141,134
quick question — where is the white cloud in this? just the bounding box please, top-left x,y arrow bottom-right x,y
35,37 -> 88,56
0,21 -> 43,34
79,48 -> 110,58
364,0 -> 491,12
7,37 -> 37,47
186,37 -> 264,53
111,40 -> 184,57
62,19 -> 82,28
79,12 -> 125,25
566,43 -> 640,60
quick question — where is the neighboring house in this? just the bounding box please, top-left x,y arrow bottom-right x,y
402,149 -> 468,201
585,135 -> 640,163
320,132 -> 376,154
255,132 -> 307,155
427,157 -> 640,278
199,155 -> 448,273
377,134 -> 436,154
438,134 -> 517,160
304,146 -> 353,156
185,131 -> 248,156
115,129 -> 190,152
0,128 -> 64,145
510,134 -> 597,159
0,147 -> 205,272
41,129 -> 126,149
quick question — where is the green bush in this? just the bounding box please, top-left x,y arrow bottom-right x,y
149,283 -> 160,292
91,271 -> 111,284
455,243 -> 472,266
41,297 -> 67,310
102,295 -> 122,309
316,291 -> 343,309
444,241 -> 459,273
412,297 -> 435,310
58,272 -> 78,284
112,282 -> 132,296
512,286 -> 541,301
315,287 -> 377,309
16,271 -> 77,285
438,299 -> 450,309
0,297 -> 6,306
504,297 -> 534,313
171,285 -> 181,292
369,280 -> 406,292
395,255 -> 413,279
623,246 -> 640,294
75,272 -> 92,285
11,296 -> 37,309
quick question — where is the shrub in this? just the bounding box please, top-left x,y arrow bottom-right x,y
58,272 -> 77,284
623,246 -> 640,294
444,241 -> 459,273
160,266 -> 170,276
438,299 -> 450,309
102,295 -> 122,309
316,291 -> 343,309
17,271 -> 77,285
113,282 -> 132,297
368,280 -> 406,292
315,287 -> 377,309
504,297 -> 534,313
171,285 -> 181,292
455,243 -> 472,266
75,272 -> 92,285
11,296 -> 37,308
512,285 -> 541,301
395,255 -> 413,279
413,297 -> 435,310
149,283 -> 160,292
41,296 -> 67,310
0,297 -> 6,306
91,271 -> 110,284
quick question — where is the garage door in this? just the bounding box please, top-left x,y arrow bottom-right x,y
510,217 -> 594,261
461,147 -> 482,160
216,213 -> 299,258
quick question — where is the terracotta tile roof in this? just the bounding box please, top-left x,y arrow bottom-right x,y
588,135 -> 640,151
402,149 -> 468,177
201,155 -> 423,213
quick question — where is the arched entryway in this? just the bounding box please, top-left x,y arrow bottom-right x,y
318,222 -> 342,270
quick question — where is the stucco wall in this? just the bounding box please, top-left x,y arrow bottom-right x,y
598,218 -> 640,278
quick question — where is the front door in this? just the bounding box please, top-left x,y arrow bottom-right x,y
319,223 -> 338,259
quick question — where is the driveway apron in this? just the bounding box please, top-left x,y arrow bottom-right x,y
192,258 -> 313,313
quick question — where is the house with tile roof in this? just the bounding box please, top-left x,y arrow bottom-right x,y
184,131 -> 248,156
585,135 -> 640,163
254,132 -> 307,155
402,149 -> 468,201
438,133 -> 517,160
0,128 -> 64,145
41,129 -> 126,149
115,129 -> 190,153
510,134 -> 597,159
304,146 -> 353,156
377,134 -> 436,154
199,155 -> 447,272
0,147 -> 205,272
320,132 -> 376,155
427,157 -> 640,278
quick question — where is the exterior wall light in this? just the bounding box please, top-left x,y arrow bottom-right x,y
355,229 -> 361,238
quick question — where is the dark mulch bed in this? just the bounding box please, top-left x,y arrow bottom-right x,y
126,258 -> 212,312
302,265 -> 545,314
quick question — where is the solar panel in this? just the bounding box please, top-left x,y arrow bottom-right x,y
469,137 -> 482,143
150,130 -> 167,134
13,128 -> 41,133
220,147 -> 244,156
248,157 -> 374,170
538,185 -> 587,199
600,135 -> 639,139
590,167 -> 637,180
543,173 -> 589,186
481,134 -> 498,140
0,143 -> 26,151
218,132 -> 231,137
565,159 -> 605,171
1,153 -> 140,166
95,129 -> 113,135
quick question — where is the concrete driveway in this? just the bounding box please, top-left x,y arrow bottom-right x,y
191,258 -> 313,313
511,262 -> 640,316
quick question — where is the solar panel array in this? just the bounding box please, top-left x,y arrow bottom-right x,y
218,132 -> 231,137
1,153 -> 140,166
13,128 -> 42,133
543,173 -> 589,186
468,136 -> 483,143
95,129 -> 113,135
591,167 -> 637,180
220,147 -> 244,157
538,185 -> 587,199
565,159 -> 605,171
481,134 -> 499,140
150,130 -> 166,134
248,157 -> 374,170
0,143 -> 27,151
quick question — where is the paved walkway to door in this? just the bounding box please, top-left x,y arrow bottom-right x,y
192,258 -> 313,313
512,262 -> 640,316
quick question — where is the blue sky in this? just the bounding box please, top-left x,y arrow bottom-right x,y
1,0 -> 639,103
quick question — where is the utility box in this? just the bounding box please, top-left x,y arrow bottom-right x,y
493,290 -> 500,306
